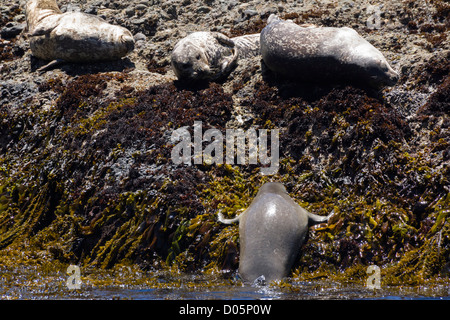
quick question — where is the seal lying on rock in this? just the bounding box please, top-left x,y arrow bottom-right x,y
171,31 -> 260,81
260,15 -> 398,87
218,182 -> 334,283
25,0 -> 135,64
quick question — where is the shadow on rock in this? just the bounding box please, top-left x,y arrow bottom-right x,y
260,60 -> 386,102
30,56 -> 136,75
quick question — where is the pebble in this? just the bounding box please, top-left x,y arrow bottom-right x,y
131,17 -> 148,25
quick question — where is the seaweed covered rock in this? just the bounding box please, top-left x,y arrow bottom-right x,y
0,74 -> 233,269
0,0 -> 449,286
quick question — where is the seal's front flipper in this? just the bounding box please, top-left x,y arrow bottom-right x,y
213,32 -> 235,48
217,210 -> 244,224
213,32 -> 239,73
36,59 -> 65,73
307,209 -> 335,227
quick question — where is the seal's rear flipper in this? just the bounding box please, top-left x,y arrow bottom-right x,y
307,209 -> 335,226
36,59 -> 65,73
231,34 -> 261,59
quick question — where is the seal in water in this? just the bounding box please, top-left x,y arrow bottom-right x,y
171,31 -> 260,81
218,182 -> 334,283
25,0 -> 135,64
260,15 -> 398,87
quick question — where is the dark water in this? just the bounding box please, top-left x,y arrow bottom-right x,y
86,283 -> 450,300
1,266 -> 449,300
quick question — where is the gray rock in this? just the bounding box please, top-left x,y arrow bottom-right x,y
197,6 -> 211,14
1,23 -> 25,39
244,9 -> 258,17
134,32 -> 147,42
261,7 -> 278,18
135,4 -> 148,11
125,7 -> 135,17
84,6 -> 97,15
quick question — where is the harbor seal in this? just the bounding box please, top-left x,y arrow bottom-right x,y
171,32 -> 260,81
25,0 -> 135,63
218,182 -> 334,283
260,15 -> 398,87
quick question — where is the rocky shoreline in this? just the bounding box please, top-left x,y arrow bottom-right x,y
0,0 -> 449,286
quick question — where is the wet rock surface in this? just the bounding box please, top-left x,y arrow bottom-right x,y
0,0 -> 449,286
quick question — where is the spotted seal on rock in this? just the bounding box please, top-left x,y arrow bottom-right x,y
260,15 -> 398,87
25,0 -> 135,64
218,182 -> 334,283
171,31 -> 260,81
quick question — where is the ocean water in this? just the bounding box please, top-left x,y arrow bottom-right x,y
1,266 -> 449,300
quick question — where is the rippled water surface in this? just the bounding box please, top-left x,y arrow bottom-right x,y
1,266 -> 449,300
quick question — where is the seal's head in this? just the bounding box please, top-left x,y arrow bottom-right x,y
112,26 -> 135,55
364,57 -> 398,87
350,40 -> 399,86
337,27 -> 399,87
171,32 -> 238,81
171,35 -> 214,81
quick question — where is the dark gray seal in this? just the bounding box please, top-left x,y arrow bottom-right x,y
25,0 -> 135,63
260,15 -> 398,87
218,182 -> 334,283
171,31 -> 260,81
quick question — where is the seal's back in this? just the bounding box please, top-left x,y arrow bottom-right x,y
238,183 -> 309,283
